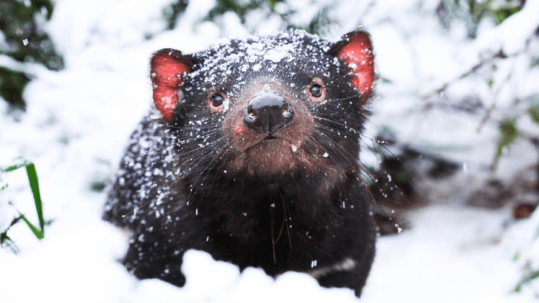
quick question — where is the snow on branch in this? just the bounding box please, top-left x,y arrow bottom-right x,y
421,0 -> 539,100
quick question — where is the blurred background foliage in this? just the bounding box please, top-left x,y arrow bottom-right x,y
437,0 -> 526,37
0,0 -> 63,111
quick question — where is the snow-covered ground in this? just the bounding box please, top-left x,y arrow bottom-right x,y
1,0 -> 539,302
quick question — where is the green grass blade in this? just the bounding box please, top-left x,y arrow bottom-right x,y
25,163 -> 45,234
491,118 -> 519,170
0,231 -> 10,244
0,233 -> 20,254
529,104 -> 539,125
1,161 -> 29,173
18,214 -> 44,240
513,268 -> 539,293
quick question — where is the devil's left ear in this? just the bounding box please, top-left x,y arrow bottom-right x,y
328,30 -> 375,105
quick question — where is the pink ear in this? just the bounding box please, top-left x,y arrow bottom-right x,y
330,30 -> 375,105
150,49 -> 193,123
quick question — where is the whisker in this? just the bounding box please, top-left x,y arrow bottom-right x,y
312,128 -> 360,173
270,197 -> 277,264
312,116 -> 360,133
185,137 -> 230,201
313,93 -> 361,109
281,191 -> 293,251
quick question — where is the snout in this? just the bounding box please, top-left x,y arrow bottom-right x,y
243,92 -> 294,136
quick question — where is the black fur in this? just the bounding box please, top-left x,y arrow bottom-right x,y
104,30 -> 376,297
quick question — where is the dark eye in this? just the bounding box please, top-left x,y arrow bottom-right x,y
310,85 -> 322,98
211,94 -> 224,107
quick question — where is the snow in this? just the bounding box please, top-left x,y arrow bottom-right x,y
476,0 -> 539,56
368,207 -> 512,302
1,0 -> 539,302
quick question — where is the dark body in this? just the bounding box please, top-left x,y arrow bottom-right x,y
104,30 -> 376,296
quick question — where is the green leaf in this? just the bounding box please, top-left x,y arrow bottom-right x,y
267,0 -> 278,11
0,0 -> 64,70
528,105 -> 539,125
25,163 -> 45,234
0,232 -> 19,254
533,270 -> 539,281
489,4 -> 522,25
162,0 -> 189,30
1,160 -> 46,241
514,268 -> 539,293
90,180 -> 108,192
0,160 -> 29,172
0,67 -> 31,111
18,214 -> 44,240
0,231 -> 10,245
491,118 -> 519,170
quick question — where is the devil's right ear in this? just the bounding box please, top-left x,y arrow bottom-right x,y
150,49 -> 194,123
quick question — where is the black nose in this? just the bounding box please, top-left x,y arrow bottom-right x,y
244,92 -> 294,135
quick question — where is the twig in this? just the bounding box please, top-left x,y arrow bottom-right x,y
421,50 -> 508,100
476,66 -> 514,133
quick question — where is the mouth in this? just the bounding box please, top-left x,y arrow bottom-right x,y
242,136 -> 299,155
228,133 -> 305,176
243,135 -> 286,153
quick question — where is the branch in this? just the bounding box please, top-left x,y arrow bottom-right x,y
476,64 -> 515,133
420,50 -> 508,100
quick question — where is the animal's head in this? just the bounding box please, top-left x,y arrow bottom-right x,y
150,30 -> 375,181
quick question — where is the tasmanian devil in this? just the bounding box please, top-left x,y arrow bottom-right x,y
103,29 -> 376,297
